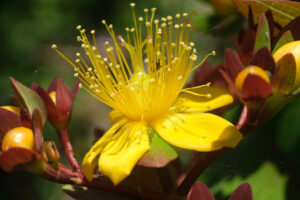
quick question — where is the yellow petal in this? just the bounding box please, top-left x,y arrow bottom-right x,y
174,86 -> 233,113
82,119 -> 128,182
98,121 -> 150,185
152,112 -> 242,151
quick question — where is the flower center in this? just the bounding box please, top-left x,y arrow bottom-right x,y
52,3 -> 214,123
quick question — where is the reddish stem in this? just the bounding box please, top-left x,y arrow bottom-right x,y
57,128 -> 81,172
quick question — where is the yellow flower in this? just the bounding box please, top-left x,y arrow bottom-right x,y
52,3 -> 242,185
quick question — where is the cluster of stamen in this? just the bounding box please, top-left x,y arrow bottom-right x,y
52,3 -> 215,122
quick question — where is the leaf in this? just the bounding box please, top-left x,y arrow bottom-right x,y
187,182 -> 215,200
138,129 -> 177,168
32,109 -> 44,154
210,162 -> 287,200
273,30 -> 294,53
225,49 -> 244,80
250,47 -> 276,73
62,185 -> 138,200
233,0 -> 300,28
0,147 -> 40,172
230,183 -> 253,200
10,78 -> 47,127
0,108 -> 22,142
273,53 -> 296,95
254,14 -> 271,52
241,74 -> 273,104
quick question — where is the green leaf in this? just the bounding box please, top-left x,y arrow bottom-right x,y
10,77 -> 47,126
273,31 -> 294,53
138,128 -> 177,168
210,162 -> 287,200
254,14 -> 271,52
233,0 -> 300,27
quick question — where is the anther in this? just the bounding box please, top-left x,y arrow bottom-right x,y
91,30 -> 95,34
167,16 -> 172,21
151,8 -> 156,12
176,14 -> 180,18
130,3 -> 135,7
79,83 -> 83,88
138,17 -> 143,22
76,36 -> 81,41
174,24 -> 180,29
51,44 -> 57,49
130,28 -> 135,32
212,50 -> 216,56
178,75 -> 183,80
183,13 -> 188,17
101,20 -> 106,25
74,73 -> 79,77
76,25 -> 81,30
161,17 -> 167,22
144,8 -> 149,13
75,59 -> 80,63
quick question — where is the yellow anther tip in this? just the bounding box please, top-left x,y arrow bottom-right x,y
101,19 -> 106,24
76,25 -> 81,30
212,51 -> 216,56
51,44 -> 57,49
91,30 -> 95,34
144,8 -> 149,13
130,3 -> 135,7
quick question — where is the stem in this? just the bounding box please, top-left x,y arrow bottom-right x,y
57,128 -> 81,172
176,149 -> 225,196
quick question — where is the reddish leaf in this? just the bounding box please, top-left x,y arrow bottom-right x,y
219,69 -> 241,98
188,62 -> 227,89
230,183 -> 253,200
273,53 -> 296,94
225,49 -> 244,80
187,182 -> 215,200
250,47 -> 276,73
72,79 -> 81,102
10,78 -> 47,127
0,108 -> 22,142
233,30 -> 256,65
0,147 -> 40,172
280,17 -> 300,40
242,74 -> 273,103
56,78 -> 72,114
32,109 -> 44,154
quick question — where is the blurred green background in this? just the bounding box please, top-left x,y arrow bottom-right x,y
0,0 -> 299,199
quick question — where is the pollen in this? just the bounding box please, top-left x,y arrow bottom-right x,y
52,3 -> 215,122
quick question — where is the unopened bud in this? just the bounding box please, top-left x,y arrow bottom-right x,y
43,141 -> 60,167
235,65 -> 270,91
2,127 -> 34,151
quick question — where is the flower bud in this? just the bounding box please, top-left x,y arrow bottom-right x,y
273,41 -> 300,91
2,127 -> 34,151
43,141 -> 60,167
1,106 -> 20,116
235,65 -> 270,91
